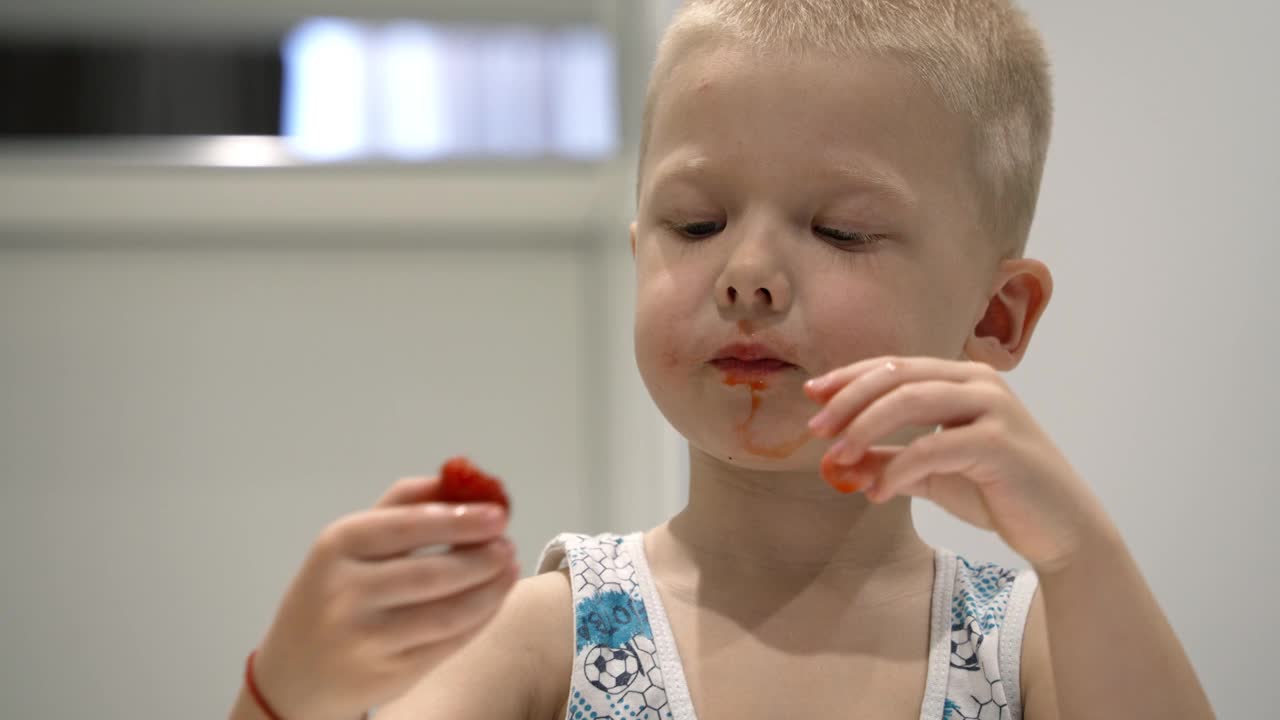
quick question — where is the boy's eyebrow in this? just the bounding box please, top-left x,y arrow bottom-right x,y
827,164 -> 918,209
647,156 -> 715,189
647,156 -> 917,209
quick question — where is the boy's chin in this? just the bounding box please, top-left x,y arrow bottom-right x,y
689,432 -> 825,472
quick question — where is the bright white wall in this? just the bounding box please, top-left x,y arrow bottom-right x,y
0,2 -> 658,717
0,239 -> 605,718
0,146 -> 644,720
911,3 -> 1278,716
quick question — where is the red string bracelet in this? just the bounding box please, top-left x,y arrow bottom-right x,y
244,650 -> 370,720
244,648 -> 285,717
245,649 -> 286,720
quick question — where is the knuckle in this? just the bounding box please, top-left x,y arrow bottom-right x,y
410,560 -> 444,590
976,420 -> 1005,446
978,381 -> 1008,405
455,545 -> 495,575
913,430 -> 945,460
430,599 -> 474,638
316,517 -> 353,555
829,382 -> 858,409
329,587 -> 364,626
357,567 -> 396,603
386,512 -> 422,547
894,382 -> 926,410
482,539 -> 512,564
357,632 -> 397,667
890,381 -> 931,415
972,361 -> 1002,383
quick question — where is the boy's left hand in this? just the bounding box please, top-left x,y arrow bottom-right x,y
805,355 -> 1112,574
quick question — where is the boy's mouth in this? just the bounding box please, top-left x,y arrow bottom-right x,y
709,342 -> 798,377
709,357 -> 794,373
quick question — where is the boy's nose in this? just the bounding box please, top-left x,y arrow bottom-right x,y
715,227 -> 792,316
725,285 -> 772,305
716,271 -> 791,316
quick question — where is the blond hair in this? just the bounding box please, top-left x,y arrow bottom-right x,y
640,0 -> 1053,257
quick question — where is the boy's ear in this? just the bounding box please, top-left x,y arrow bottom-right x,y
630,221 -> 637,257
963,258 -> 1053,371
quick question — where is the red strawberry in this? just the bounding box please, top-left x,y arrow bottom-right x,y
438,456 -> 511,514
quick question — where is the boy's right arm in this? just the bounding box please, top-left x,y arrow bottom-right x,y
228,475 -> 522,720
373,568 -> 574,720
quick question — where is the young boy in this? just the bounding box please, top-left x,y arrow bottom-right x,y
231,2 -> 1215,719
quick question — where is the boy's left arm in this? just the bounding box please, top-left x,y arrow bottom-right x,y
1018,523 -> 1215,720
805,356 -> 1216,720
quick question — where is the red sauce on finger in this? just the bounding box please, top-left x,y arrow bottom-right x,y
819,453 -> 873,494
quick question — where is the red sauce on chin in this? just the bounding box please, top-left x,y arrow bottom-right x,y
720,371 -> 810,460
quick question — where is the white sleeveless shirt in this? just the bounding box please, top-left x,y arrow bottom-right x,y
536,531 -> 1039,720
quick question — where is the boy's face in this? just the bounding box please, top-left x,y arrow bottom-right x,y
633,42 -> 995,471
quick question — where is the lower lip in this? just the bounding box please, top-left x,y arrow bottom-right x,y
710,358 -> 794,376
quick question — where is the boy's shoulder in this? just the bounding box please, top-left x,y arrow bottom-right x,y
372,552 -> 574,720
940,551 -> 1041,720
501,563 -> 575,720
535,530 -> 631,570
949,553 -> 1034,628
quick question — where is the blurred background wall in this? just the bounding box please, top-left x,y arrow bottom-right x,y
0,0 -> 1275,718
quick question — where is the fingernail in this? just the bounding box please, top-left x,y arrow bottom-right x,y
827,438 -> 848,459
836,441 -> 861,464
808,411 -> 830,433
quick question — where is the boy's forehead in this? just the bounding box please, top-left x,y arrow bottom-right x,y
642,43 -> 972,204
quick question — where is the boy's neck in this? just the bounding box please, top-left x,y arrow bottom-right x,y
647,445 -> 934,599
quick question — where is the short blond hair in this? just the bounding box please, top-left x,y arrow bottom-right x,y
640,0 -> 1053,257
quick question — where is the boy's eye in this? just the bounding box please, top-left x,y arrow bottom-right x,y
672,220 -> 725,239
815,226 -> 880,249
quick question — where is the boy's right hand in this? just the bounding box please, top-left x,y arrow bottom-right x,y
248,475 -> 520,720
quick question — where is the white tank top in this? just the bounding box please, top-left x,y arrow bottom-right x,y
536,531 -> 1039,720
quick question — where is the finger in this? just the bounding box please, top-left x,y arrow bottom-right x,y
329,503 -> 507,561
804,356 -> 992,404
896,473 -> 996,530
361,538 -> 516,609
868,423 -> 993,509
824,380 -> 998,465
378,559 -> 521,652
805,356 -> 900,403
374,475 -> 443,509
808,358 -> 990,438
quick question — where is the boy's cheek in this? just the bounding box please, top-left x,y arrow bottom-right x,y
633,301 -> 681,384
633,270 -> 706,368
804,288 -> 937,368
805,319 -> 914,373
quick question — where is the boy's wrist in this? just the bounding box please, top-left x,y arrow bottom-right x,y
231,682 -> 274,720
1031,511 -> 1125,580
232,678 -> 370,720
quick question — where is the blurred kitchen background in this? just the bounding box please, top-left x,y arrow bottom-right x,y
0,0 -> 1275,717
